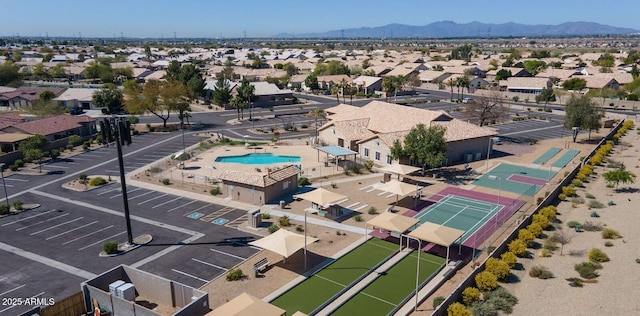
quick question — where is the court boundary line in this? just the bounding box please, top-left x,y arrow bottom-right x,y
460,207 -> 499,244
315,274 -> 347,288
358,291 -> 398,307
506,174 -> 546,186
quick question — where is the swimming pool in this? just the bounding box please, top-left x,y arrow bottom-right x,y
215,153 -> 301,165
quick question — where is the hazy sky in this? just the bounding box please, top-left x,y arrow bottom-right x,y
2,0 -> 639,38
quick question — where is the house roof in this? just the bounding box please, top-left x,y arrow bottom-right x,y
53,88 -> 96,102
10,115 -> 95,136
1,87 -> 66,102
352,76 -> 381,87
250,82 -> 293,96
583,76 -> 618,89
316,75 -> 352,84
506,77 -> 551,89
219,165 -> 298,187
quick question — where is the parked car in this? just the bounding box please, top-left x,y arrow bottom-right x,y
462,97 -> 473,103
69,106 -> 83,115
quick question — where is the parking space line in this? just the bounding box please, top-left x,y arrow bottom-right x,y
30,217 -> 84,236
4,178 -> 28,182
123,166 -> 138,169
210,248 -> 246,260
71,157 -> 90,161
185,204 -> 214,217
135,158 -> 158,161
15,213 -> 70,231
130,162 -> 147,165
2,210 -> 55,227
110,187 -> 141,198
81,154 -> 101,158
0,284 -> 25,296
192,258 -> 228,271
2,183 -> 13,187
97,187 -> 121,196
42,165 -> 68,169
143,154 -> 163,157
152,197 -> 182,209
228,240 -> 262,250
45,221 -> 98,240
78,231 -> 126,251
128,191 -> 155,200
63,225 -> 113,245
171,269 -> 209,283
66,162 -> 81,165
167,200 -> 198,213
138,193 -> 169,205
354,204 -> 369,211
0,291 -> 45,314
104,169 -> 122,173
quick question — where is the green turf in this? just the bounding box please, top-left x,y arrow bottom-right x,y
332,252 -> 445,316
271,238 -> 397,314
473,163 -> 555,196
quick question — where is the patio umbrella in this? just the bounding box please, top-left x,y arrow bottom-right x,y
249,229 -> 318,261
207,292 -> 285,316
376,179 -> 418,205
378,163 -> 421,179
293,187 -> 348,208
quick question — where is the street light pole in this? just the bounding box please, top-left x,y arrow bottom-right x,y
304,210 -> 308,271
488,175 -> 501,205
0,163 -> 9,208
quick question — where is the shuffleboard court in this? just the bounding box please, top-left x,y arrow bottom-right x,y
474,163 -> 554,196
507,174 -> 548,186
533,147 -> 562,164
271,238 -> 398,315
552,149 -> 580,168
332,251 -> 445,316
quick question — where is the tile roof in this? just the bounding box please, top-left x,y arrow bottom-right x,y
1,87 -> 65,102
11,115 -> 95,136
506,77 -> 551,89
219,165 -> 298,187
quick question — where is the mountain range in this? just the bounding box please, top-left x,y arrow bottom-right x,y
273,21 -> 638,38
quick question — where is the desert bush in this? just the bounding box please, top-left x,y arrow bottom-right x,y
483,287 -> 518,314
543,238 -> 557,251
585,193 -> 595,199
539,206 -> 557,220
161,178 -> 171,185
508,239 -> 527,257
604,241 -> 614,247
368,206 -> 378,215
485,258 -> 511,281
582,221 -> 603,232
574,261 -> 601,279
432,296 -> 445,309
566,221 -> 581,228
297,177 -> 311,186
447,302 -> 472,316
571,179 -> 583,187
602,228 -> 621,239
539,248 -> 552,257
268,224 -> 279,233
0,204 -> 9,215
279,216 -> 291,227
589,248 -> 610,262
527,223 -> 543,237
588,200 -> 605,209
475,271 -> 498,291
364,160 -> 374,172
500,252 -> 517,268
15,159 -> 24,167
570,196 -> 585,204
532,213 -> 551,229
575,172 -> 587,181
462,287 -> 482,305
261,213 -> 271,219
103,241 -> 118,254
529,265 -> 554,279
209,186 -> 221,195
354,215 -> 363,222
562,186 -> 576,197
88,177 -> 107,186
12,200 -> 23,211
558,193 -> 567,201
518,229 -> 535,246
226,268 -> 244,281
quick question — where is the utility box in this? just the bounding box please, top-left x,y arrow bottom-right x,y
116,283 -> 136,301
108,280 -> 125,297
248,209 -> 261,228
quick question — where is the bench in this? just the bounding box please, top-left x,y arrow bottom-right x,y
254,258 -> 269,277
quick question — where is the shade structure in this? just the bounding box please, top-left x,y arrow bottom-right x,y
206,292 -> 285,316
377,179 -> 418,206
408,222 -> 465,263
378,163 -> 420,176
249,229 -> 318,259
293,188 -> 348,208
367,212 -> 419,233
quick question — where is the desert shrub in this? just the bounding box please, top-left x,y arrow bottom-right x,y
368,206 -> 378,215
0,204 -> 10,215
296,225 -> 304,232
567,220 -> 581,228
602,228 -> 621,239
562,186 -> 576,197
12,200 -> 23,211
15,159 -> 24,167
585,193 -> 595,199
268,224 -> 279,233
148,167 -> 162,174
574,262 -> 600,279
539,206 -> 557,220
261,213 -> 270,219
279,216 -> 291,227
8,164 -> 18,171
88,177 -> 107,186
354,215 -> 363,222
475,271 -> 498,291
589,248 -> 610,262
161,178 -> 171,185
447,302 -> 472,316
297,177 -> 311,186
462,287 -> 482,305
500,252 -> 517,268
539,248 -> 552,257
226,268 -> 244,281
558,193 -> 567,201
604,241 -> 614,247
571,179 -> 583,187
570,196 -> 585,204
575,172 -> 587,181
527,223 -> 543,237
433,296 -> 445,309
508,239 -> 527,257
532,213 -> 551,229
518,229 -> 535,246
103,241 -> 118,254
529,265 -> 554,279
364,160 -> 374,172
567,277 -> 584,287
588,200 -> 605,209
485,258 -> 511,281
582,221 -> 603,232
543,238 -> 557,251
349,165 -> 362,175
209,186 -> 220,195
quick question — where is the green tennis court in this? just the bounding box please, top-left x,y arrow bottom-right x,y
416,195 -> 501,245
332,251 -> 446,316
474,163 -> 553,196
271,238 -> 398,315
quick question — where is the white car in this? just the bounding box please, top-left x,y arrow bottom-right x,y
462,97 -> 473,103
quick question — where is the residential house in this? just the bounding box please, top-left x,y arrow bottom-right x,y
584,77 -> 620,90
505,77 -> 552,94
316,75 -> 352,90
352,76 -> 382,95
53,88 -> 97,110
485,67 -> 532,82
1,114 -> 97,141
218,165 -> 299,205
0,87 -> 65,109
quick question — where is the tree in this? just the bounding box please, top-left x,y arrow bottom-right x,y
282,63 -> 299,76
464,91 -> 508,126
602,168 -> 636,189
382,75 -> 405,102
161,80 -> 190,128
83,60 -> 114,83
237,77 -> 256,120
450,44 -> 473,61
563,95 -> 601,142
304,74 -> 319,91
24,149 -> 44,173
562,78 -> 587,91
306,107 -> 326,140
0,61 -> 22,87
392,124 -> 447,172
446,78 -> 456,101
144,45 -> 152,61
124,80 -> 172,128
39,90 -> 56,102
495,69 -> 512,81
165,61 -> 206,100
32,62 -> 50,80
552,226 -> 572,256
211,77 -> 232,107
522,60 -> 547,75
19,134 -> 49,152
230,96 -> 245,120
92,83 -> 124,114
535,87 -> 556,111
29,91 -> 66,117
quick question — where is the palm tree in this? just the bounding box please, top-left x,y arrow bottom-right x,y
230,96 -> 244,120
339,78 -> 348,103
331,84 -> 341,104
446,78 -> 456,102
306,107 -> 327,141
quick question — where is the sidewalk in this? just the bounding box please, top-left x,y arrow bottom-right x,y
261,205 -> 367,235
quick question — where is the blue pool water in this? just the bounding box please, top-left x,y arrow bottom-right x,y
215,153 -> 301,165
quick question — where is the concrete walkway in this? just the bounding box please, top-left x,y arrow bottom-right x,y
316,248 -> 412,315
261,205 -> 367,235
310,172 -> 382,187
393,261 -> 460,316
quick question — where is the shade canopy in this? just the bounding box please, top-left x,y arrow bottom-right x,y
249,229 -> 318,258
408,222 -> 465,247
378,163 -> 420,176
294,188 -> 348,208
367,212 -> 419,233
377,179 -> 418,197
206,292 -> 285,316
